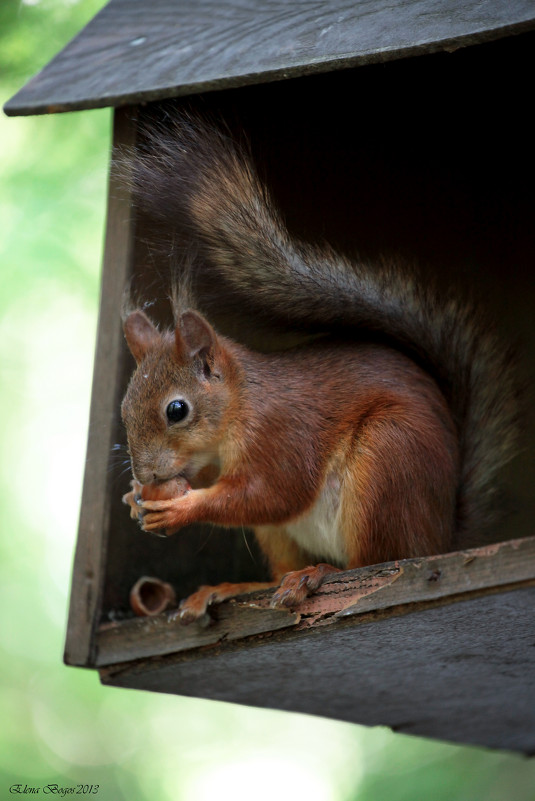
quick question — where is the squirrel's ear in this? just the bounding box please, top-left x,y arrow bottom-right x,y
124,311 -> 160,363
177,310 -> 217,364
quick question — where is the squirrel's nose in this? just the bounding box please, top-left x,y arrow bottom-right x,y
152,467 -> 178,484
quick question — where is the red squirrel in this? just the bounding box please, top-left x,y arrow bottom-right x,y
121,112 -> 518,623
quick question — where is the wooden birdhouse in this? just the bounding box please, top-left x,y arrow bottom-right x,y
6,0 -> 535,752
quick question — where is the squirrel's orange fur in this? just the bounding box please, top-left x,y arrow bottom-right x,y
121,112 -> 517,622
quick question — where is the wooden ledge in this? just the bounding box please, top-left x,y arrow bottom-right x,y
95,536 -> 535,668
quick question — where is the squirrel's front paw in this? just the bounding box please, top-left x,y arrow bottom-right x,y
123,476 -> 191,536
139,478 -> 192,534
122,480 -> 144,521
140,498 -> 181,534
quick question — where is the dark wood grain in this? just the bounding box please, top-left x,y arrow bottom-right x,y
101,585 -> 535,752
63,108 -> 138,667
5,0 -> 535,116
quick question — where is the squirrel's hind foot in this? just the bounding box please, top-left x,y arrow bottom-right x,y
270,563 -> 342,609
172,580 -> 279,626
171,565 -> 341,626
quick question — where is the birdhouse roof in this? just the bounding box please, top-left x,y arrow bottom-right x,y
5,0 -> 535,116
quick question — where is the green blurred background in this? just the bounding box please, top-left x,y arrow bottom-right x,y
1,1 -> 534,799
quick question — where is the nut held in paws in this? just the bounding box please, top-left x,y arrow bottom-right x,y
140,475 -> 190,501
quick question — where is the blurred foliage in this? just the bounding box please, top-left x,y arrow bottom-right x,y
1,2 -> 535,800
0,0 -> 102,82
0,0 -> 110,307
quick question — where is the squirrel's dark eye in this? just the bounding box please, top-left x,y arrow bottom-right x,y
166,399 -> 190,425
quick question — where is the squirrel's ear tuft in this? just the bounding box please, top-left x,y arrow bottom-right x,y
124,311 -> 160,363
177,310 -> 217,366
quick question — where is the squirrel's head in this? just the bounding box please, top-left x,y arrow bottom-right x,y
121,308 -> 235,485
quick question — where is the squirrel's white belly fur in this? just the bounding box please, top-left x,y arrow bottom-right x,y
285,471 -> 347,566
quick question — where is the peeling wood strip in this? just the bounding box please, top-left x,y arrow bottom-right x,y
294,536 -> 535,626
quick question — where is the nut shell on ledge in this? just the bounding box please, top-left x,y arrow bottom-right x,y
129,576 -> 177,617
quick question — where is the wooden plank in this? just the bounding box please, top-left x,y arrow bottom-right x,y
63,107 -> 138,667
5,0 -> 535,116
100,586 -> 535,752
96,603 -> 298,666
94,537 -> 535,666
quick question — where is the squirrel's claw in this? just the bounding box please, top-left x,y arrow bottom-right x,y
169,594 -> 213,627
122,480 -> 144,521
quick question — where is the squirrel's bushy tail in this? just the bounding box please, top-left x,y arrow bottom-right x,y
132,110 -> 519,539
